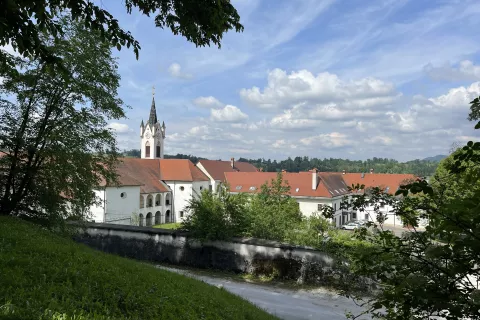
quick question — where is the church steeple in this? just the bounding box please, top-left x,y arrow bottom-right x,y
148,86 -> 158,126
141,85 -> 165,159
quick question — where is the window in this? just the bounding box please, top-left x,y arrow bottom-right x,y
365,214 -> 369,221
235,185 -> 242,190
209,185 -> 213,192
145,141 -> 150,157
120,192 -> 127,199
317,204 -> 323,211
295,188 -> 300,192
156,145 -> 161,158
249,186 -> 256,191
180,211 -> 184,218
200,186 -> 203,190
334,203 -> 337,211
351,212 -> 357,219
180,186 -> 185,191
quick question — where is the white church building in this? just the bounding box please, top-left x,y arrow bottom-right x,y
88,96 -> 210,226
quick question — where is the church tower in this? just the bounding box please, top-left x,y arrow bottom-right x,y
140,87 -> 165,159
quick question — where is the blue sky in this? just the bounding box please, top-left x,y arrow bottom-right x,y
101,0 -> 480,161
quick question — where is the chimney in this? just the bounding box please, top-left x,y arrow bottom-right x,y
311,168 -> 318,190
370,168 -> 374,174
342,170 -> 346,175
281,169 -> 286,173
230,157 -> 234,168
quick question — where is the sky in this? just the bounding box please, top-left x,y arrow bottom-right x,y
103,0 -> 479,161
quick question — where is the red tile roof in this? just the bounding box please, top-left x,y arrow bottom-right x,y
159,159 -> 209,182
99,158 -> 209,193
224,171 -> 350,198
340,172 -> 417,194
197,159 -> 258,182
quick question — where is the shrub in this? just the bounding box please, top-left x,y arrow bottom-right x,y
182,187 -> 250,241
246,173 -> 303,241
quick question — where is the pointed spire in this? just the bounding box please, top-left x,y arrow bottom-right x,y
162,121 -> 165,128
140,119 -> 144,128
148,94 -> 157,126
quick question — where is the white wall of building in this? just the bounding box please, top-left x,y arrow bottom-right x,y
196,163 -> 218,193
88,189 -> 106,223
138,192 -> 172,226
165,180 -> 210,223
104,186 -> 141,224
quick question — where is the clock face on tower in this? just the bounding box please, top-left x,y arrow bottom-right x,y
145,132 -> 151,139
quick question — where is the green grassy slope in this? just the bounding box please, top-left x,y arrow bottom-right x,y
0,216 -> 277,320
153,223 -> 181,230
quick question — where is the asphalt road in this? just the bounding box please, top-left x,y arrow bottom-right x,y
156,266 -> 371,320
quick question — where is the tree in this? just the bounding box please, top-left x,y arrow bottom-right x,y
0,0 -> 243,65
247,172 -> 303,240
331,100 -> 480,319
182,187 -> 250,241
0,16 -> 124,225
431,147 -> 480,202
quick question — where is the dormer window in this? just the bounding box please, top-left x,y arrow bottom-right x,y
235,185 -> 242,190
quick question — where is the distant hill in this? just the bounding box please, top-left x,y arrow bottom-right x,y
422,155 -> 447,162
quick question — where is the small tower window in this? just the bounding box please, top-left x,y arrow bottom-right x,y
180,186 -> 185,191
156,145 -> 161,158
145,141 -> 150,158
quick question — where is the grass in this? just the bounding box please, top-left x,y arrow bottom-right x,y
153,222 -> 181,230
0,216 -> 278,320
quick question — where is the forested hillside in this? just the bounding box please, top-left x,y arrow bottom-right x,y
237,156 -> 439,177
122,149 -> 439,177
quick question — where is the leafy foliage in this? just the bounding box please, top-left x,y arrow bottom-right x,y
183,172 -> 302,242
238,156 -> 440,177
330,98 -> 480,320
0,216 -> 277,320
246,173 -> 303,240
0,17 -> 123,225
182,186 -> 250,241
0,0 -> 243,64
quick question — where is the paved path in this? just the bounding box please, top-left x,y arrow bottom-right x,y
156,266 -> 371,320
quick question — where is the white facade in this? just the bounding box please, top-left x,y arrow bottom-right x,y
165,180 -> 210,222
89,186 -> 141,224
196,162 -> 219,193
296,196 -> 344,218
140,123 -> 165,159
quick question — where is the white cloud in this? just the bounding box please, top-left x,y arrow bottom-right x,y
424,60 -> 480,82
192,96 -> 223,108
168,63 -> 193,79
429,82 -> 480,108
107,122 -> 132,134
456,135 -> 480,142
240,68 -> 397,110
295,0 -> 480,83
300,132 -> 353,149
272,139 -> 297,149
365,136 -> 393,146
210,105 -> 249,122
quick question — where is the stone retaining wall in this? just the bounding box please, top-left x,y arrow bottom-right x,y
73,222 -> 372,290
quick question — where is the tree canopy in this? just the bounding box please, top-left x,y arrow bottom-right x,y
0,16 -> 124,225
333,100 -> 480,319
0,0 -> 243,64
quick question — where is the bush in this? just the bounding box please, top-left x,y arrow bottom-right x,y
182,188 -> 250,241
246,173 -> 303,241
